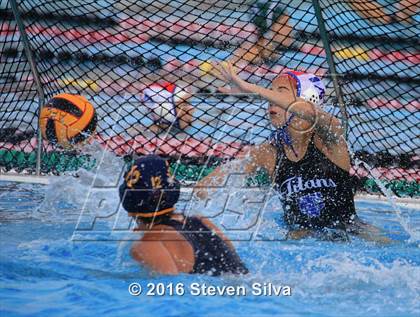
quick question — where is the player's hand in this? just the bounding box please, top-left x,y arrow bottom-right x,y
210,61 -> 249,94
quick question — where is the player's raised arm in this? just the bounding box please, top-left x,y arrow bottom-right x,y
211,61 -> 345,148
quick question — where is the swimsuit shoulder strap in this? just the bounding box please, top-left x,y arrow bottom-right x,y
159,216 -> 203,246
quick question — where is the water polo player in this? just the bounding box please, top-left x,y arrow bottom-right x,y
129,82 -> 194,135
197,61 -> 390,242
119,155 -> 248,275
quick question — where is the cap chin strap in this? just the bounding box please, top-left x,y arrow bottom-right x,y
269,113 -> 298,157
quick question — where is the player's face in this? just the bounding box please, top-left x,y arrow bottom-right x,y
269,75 -> 316,133
268,75 -> 297,128
268,104 -> 288,128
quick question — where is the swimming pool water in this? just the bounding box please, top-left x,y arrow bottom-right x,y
0,180 -> 419,317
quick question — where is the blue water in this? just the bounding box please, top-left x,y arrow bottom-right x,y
0,178 -> 419,317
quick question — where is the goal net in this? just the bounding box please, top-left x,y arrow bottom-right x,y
0,0 -> 418,196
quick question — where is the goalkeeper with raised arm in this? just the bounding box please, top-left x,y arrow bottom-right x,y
196,61 -> 390,243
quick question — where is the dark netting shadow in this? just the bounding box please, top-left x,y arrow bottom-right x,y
0,0 -> 418,196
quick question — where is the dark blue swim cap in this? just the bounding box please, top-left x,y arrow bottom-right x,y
119,155 -> 180,218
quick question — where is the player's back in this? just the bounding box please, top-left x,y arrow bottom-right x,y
132,215 -> 248,276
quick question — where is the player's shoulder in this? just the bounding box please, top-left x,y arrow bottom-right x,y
256,141 -> 277,153
251,142 -> 277,164
140,223 -> 182,241
313,134 -> 351,171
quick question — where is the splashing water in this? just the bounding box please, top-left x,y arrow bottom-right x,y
35,141 -> 134,267
37,141 -> 125,219
1,151 -> 420,316
355,158 -> 418,242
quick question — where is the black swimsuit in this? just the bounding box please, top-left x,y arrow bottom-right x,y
160,216 -> 248,276
273,137 -> 356,229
